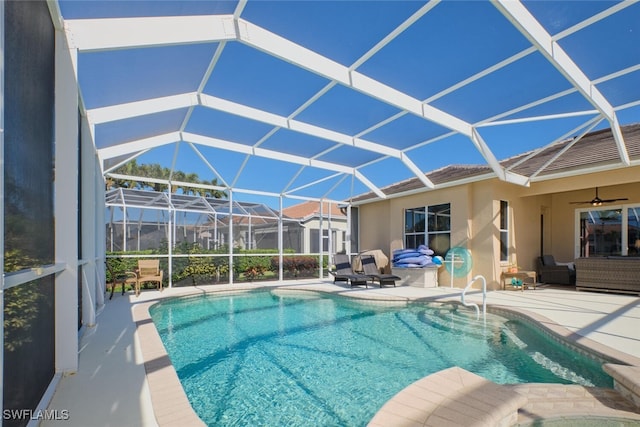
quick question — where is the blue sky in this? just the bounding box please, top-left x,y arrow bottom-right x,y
60,1 -> 640,207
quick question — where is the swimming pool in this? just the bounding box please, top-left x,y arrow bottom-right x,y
150,290 -> 613,426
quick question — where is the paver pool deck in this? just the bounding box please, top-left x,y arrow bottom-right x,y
42,280 -> 640,426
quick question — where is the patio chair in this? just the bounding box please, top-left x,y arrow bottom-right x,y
105,261 -> 138,300
330,254 -> 370,288
536,255 -> 575,285
361,255 -> 401,287
136,259 -> 164,296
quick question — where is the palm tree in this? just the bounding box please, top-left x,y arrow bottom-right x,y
202,179 -> 227,199
107,161 -> 227,199
170,170 -> 186,193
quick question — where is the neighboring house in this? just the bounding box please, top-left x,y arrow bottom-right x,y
220,214 -> 304,252
352,124 -> 640,290
282,201 -> 348,255
105,194 -> 349,255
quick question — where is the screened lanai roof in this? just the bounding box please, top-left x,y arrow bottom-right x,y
106,188 -> 281,218
56,1 -> 640,204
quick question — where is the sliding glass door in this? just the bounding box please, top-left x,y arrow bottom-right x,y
578,205 -> 640,257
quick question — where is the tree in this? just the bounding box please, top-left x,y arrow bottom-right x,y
107,160 -> 227,199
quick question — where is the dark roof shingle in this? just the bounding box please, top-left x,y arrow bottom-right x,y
352,123 -> 640,203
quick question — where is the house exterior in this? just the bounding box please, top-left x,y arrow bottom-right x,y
352,124 -> 640,290
282,201 -> 348,255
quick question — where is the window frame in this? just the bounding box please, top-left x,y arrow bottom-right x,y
403,203 -> 451,257
499,200 -> 509,263
574,204 -> 640,258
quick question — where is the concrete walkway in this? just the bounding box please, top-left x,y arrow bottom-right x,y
43,291 -> 157,427
42,281 -> 640,426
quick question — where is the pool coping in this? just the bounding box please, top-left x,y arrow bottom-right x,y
131,282 -> 640,426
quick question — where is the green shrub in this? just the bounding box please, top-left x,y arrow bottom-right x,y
272,256 -> 320,277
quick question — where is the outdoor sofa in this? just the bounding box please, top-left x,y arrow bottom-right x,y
575,256 -> 640,295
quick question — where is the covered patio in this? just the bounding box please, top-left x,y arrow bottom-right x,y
1,1 -> 640,426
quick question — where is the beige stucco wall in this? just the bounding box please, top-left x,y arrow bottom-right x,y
359,185 -> 478,285
358,200 -> 391,256
356,165 -> 640,290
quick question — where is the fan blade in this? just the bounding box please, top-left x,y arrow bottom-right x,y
570,187 -> 628,205
600,198 -> 628,203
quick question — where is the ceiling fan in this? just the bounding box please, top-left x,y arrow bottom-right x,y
569,187 -> 628,206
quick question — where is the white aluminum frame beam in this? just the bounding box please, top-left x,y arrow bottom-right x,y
64,15 -> 236,51
493,0 -> 630,166
236,18 -> 472,137
89,93 -> 198,124
68,10 -> 554,193
89,93 -> 436,189
182,132 -> 387,198
527,117 -> 604,180
98,132 -> 181,160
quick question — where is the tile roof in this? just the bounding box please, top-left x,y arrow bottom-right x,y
352,123 -> 640,203
282,201 -> 346,220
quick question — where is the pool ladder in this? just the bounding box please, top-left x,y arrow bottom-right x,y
461,275 -> 486,320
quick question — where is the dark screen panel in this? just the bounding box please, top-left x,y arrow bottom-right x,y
4,1 -> 56,425
4,0 -> 55,272
3,278 -> 56,427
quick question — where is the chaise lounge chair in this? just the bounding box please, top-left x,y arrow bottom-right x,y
330,254 -> 371,288
361,255 -> 401,287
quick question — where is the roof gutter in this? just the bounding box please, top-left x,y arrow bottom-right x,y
349,172 -> 497,207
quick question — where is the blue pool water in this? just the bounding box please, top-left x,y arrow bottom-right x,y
150,290 -> 612,426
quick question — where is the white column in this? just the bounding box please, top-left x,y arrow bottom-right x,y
81,116 -> 98,325
278,196 -> 283,281
54,29 -> 79,373
168,204 -> 173,288
228,191 -> 234,284
346,205 -> 352,258
94,153 -> 106,305
318,201 -> 324,278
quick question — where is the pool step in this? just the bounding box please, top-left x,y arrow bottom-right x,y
368,367 -> 640,426
511,383 -> 640,425
368,366 -> 527,426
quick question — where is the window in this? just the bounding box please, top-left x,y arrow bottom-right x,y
350,207 -> 359,254
499,201 -> 509,262
404,204 -> 450,257
578,206 -> 640,257
404,207 -> 425,248
628,207 -> 640,256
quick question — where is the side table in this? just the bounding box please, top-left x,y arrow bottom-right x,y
501,270 -> 537,291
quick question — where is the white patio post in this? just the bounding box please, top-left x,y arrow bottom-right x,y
168,200 -> 173,288
229,190 -> 234,284
278,196 -> 284,281
123,206 -> 127,252
94,151 -> 106,307
54,28 -> 79,372
346,204 -> 352,258
318,200 -> 324,278
81,116 -> 99,325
